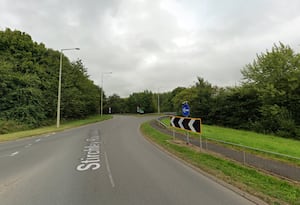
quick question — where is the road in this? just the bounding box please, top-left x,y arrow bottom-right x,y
0,115 -> 256,205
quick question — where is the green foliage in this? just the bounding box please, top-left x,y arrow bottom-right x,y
166,43 -> 300,139
192,77 -> 216,121
61,60 -> 99,119
0,29 -> 100,131
0,115 -> 112,142
141,121 -> 300,204
172,86 -> 198,115
0,120 -> 28,134
104,94 -> 128,114
1,29 -> 299,140
209,86 -> 262,129
242,42 -> 300,138
127,90 -> 155,113
156,91 -> 173,112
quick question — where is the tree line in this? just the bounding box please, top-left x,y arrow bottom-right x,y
105,43 -> 300,139
1,29 -> 299,139
0,29 -> 101,133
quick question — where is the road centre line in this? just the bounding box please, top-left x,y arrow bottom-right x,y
104,151 -> 115,188
10,151 -> 19,157
25,144 -> 32,148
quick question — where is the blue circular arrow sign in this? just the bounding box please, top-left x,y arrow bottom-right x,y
182,102 -> 190,117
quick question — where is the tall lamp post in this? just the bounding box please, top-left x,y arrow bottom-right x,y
101,72 -> 112,117
157,88 -> 160,114
56,48 -> 80,128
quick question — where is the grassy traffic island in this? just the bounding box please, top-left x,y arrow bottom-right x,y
0,115 -> 112,142
141,121 -> 300,205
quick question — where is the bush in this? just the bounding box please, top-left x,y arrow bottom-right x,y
0,120 -> 28,134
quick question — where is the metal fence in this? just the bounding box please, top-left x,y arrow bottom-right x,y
154,117 -> 300,182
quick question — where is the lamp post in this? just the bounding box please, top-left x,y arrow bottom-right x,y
157,88 -> 160,114
101,72 -> 112,117
56,48 -> 80,128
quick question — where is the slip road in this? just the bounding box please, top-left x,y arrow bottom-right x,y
0,116 -> 256,205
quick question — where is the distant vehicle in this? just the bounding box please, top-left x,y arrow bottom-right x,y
137,106 -> 144,114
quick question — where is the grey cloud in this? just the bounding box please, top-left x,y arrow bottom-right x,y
2,0 -> 300,97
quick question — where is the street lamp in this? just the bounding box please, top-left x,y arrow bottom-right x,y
101,72 -> 112,117
157,88 -> 160,114
157,87 -> 164,114
56,48 -> 80,128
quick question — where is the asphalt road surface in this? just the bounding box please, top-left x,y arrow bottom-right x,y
0,115 -> 256,205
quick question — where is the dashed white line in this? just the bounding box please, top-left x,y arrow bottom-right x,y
10,152 -> 19,157
104,152 -> 115,188
35,139 -> 41,142
25,144 -> 32,148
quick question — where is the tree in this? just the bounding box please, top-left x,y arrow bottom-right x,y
105,94 -> 128,114
127,90 -> 155,113
171,77 -> 215,121
241,42 -> 300,138
192,77 -> 216,122
172,87 -> 197,116
209,86 -> 261,129
156,91 -> 174,113
0,29 -> 100,130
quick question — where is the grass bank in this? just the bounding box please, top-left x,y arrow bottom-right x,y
0,115 -> 112,142
141,121 -> 300,205
161,117 -> 300,165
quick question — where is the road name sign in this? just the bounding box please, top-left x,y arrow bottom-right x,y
170,116 -> 202,134
76,135 -> 101,171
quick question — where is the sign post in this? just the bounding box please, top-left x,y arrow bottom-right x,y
170,115 -> 202,148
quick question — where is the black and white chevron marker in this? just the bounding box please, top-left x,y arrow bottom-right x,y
170,116 -> 202,134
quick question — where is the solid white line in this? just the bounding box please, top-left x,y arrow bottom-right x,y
10,151 -> 19,156
104,152 -> 115,188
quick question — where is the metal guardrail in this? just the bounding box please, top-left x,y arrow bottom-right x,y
155,116 -> 300,181
157,116 -> 300,161
204,137 -> 300,161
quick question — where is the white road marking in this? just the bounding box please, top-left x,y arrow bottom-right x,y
104,152 -> 115,188
25,144 -> 32,148
35,139 -> 41,142
10,152 -> 19,157
76,135 -> 101,171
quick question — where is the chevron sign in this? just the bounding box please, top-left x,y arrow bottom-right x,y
170,116 -> 202,134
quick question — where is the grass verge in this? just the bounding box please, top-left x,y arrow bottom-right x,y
161,117 -> 300,166
141,121 -> 300,205
0,115 -> 112,142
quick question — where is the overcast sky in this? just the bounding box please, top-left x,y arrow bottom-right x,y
2,0 -> 300,97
